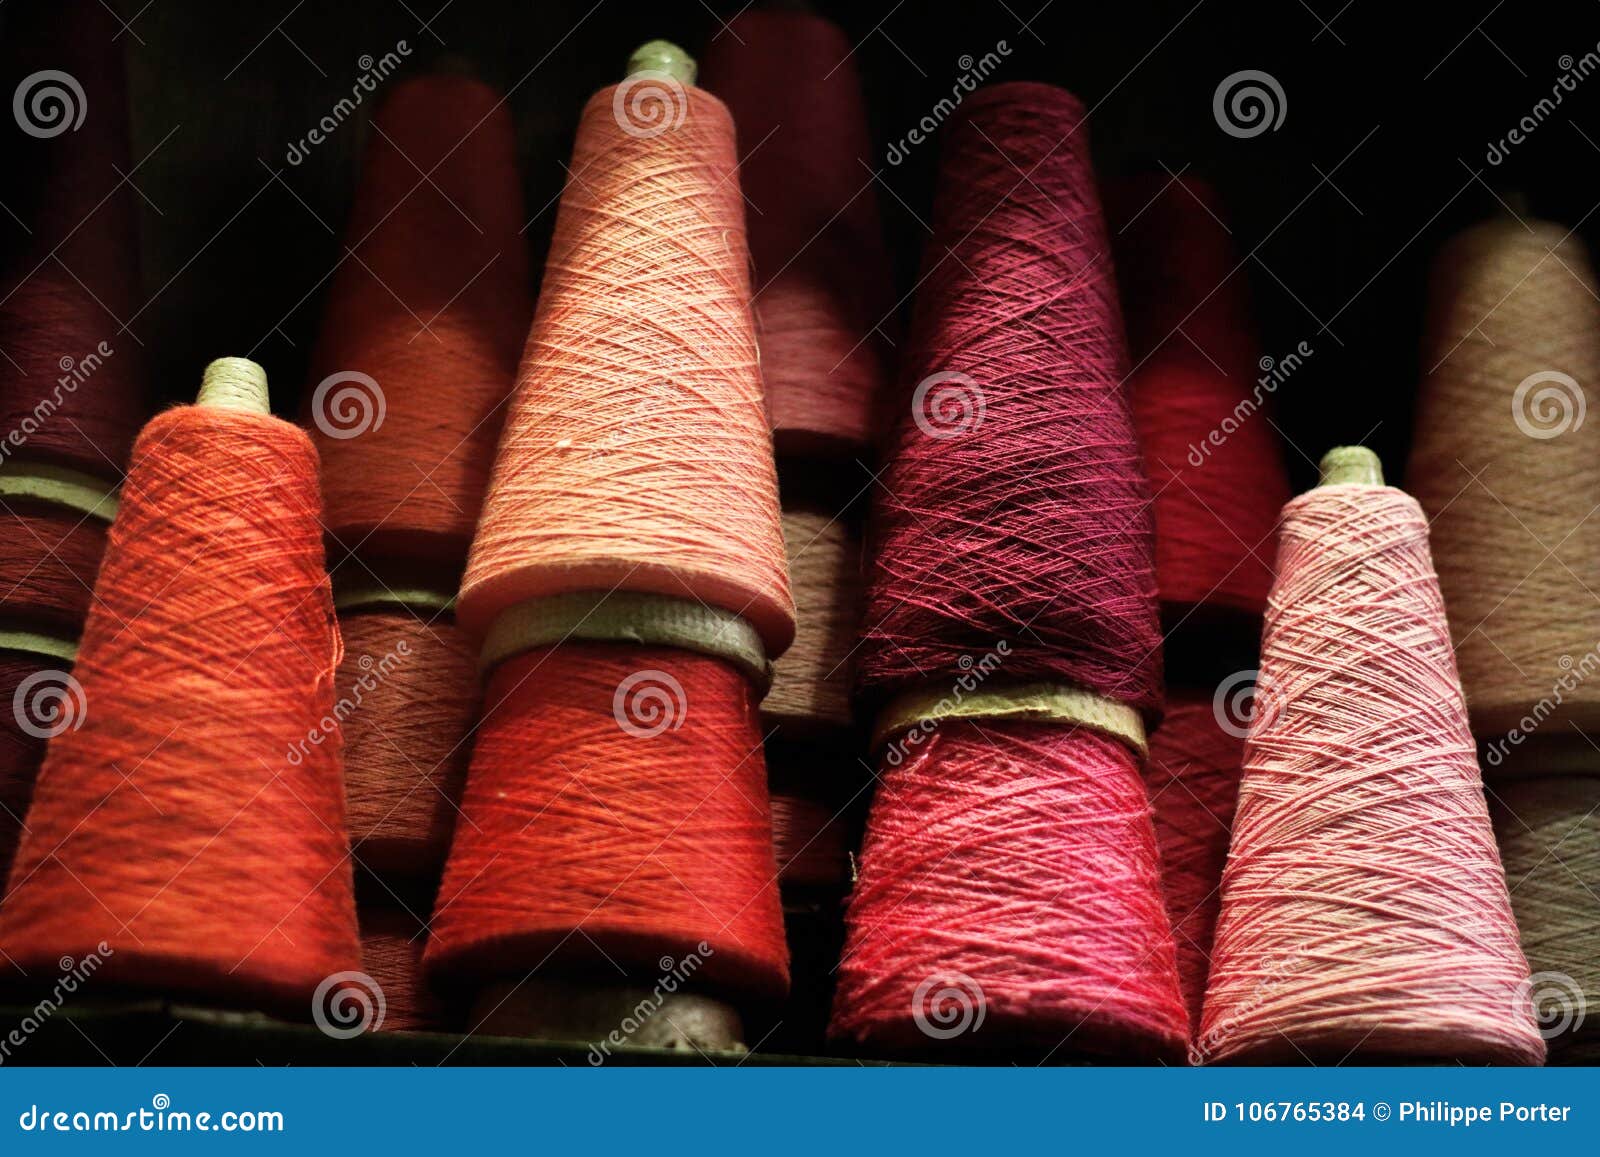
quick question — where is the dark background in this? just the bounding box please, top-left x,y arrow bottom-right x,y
4,0 -> 1599,488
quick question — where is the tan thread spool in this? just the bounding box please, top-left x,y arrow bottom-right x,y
1406,218 -> 1600,749
762,508 -> 861,740
1491,775 -> 1600,1063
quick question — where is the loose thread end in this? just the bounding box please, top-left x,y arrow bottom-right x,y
198,358 -> 271,415
1317,446 -> 1384,488
627,40 -> 696,85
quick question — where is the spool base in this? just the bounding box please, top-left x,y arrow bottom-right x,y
470,979 -> 745,1057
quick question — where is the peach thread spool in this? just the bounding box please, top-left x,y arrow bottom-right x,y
1198,447 -> 1545,1065
426,42 -> 793,1054
1406,217 -> 1600,768
0,358 -> 361,1014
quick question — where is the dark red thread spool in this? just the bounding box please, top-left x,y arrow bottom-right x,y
0,504 -> 109,637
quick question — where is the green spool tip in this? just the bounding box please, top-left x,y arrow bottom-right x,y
1318,445 -> 1384,488
627,40 -> 696,85
198,358 -> 270,415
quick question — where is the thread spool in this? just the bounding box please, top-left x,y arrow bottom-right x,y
335,590 -> 477,881
856,82 -> 1163,721
360,902 -> 449,1033
428,42 -> 791,1055
305,70 -> 532,566
1198,447 -> 1545,1065
1491,775 -> 1600,1063
763,508 -> 861,741
698,9 -> 895,458
1112,175 -> 1288,637
0,358 -> 360,1013
456,42 -> 793,655
1406,218 -> 1600,746
1140,690 -> 1244,1036
0,0 -> 148,477
770,792 -> 852,891
0,503 -> 110,636
0,642 -> 75,884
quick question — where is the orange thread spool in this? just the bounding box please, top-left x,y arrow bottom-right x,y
305,72 -> 532,566
337,604 -> 478,880
456,59 -> 792,653
0,360 -> 359,1012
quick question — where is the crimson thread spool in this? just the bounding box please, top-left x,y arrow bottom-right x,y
1198,447 -> 1544,1065
0,500 -> 110,637
305,70 -> 532,567
334,588 -> 477,881
1405,217 -> 1600,755
698,9 -> 895,458
832,83 -> 1184,1060
0,641 -> 76,885
429,42 -> 792,1054
0,359 -> 360,1013
1113,175 -> 1289,634
0,0 -> 148,477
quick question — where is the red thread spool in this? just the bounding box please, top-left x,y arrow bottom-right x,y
0,649 -> 62,884
425,643 -> 788,1001
0,506 -> 108,636
1113,175 -> 1288,626
856,83 -> 1163,719
0,361 -> 360,1012
305,72 -> 532,566
699,10 -> 895,457
361,903 -> 448,1033
831,722 -> 1188,1060
1140,690 -> 1244,1036
0,0 -> 147,477
338,607 -> 477,880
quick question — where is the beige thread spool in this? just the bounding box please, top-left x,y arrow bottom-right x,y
762,507 -> 861,741
1491,775 -> 1600,1063
1406,218 -> 1600,751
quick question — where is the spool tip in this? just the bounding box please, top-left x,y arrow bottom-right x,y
1317,446 -> 1384,488
198,358 -> 271,414
627,40 -> 696,85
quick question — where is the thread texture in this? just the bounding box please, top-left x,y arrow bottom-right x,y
362,903 -> 449,1033
458,85 -> 792,653
764,509 -> 860,738
0,403 -> 359,1010
306,73 -> 532,563
771,792 -> 852,890
1198,479 -> 1544,1065
0,651 -> 54,884
426,643 -> 789,1000
0,506 -> 107,635
699,10 -> 894,456
1406,219 -> 1600,740
857,83 -> 1161,717
831,720 -> 1188,1059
